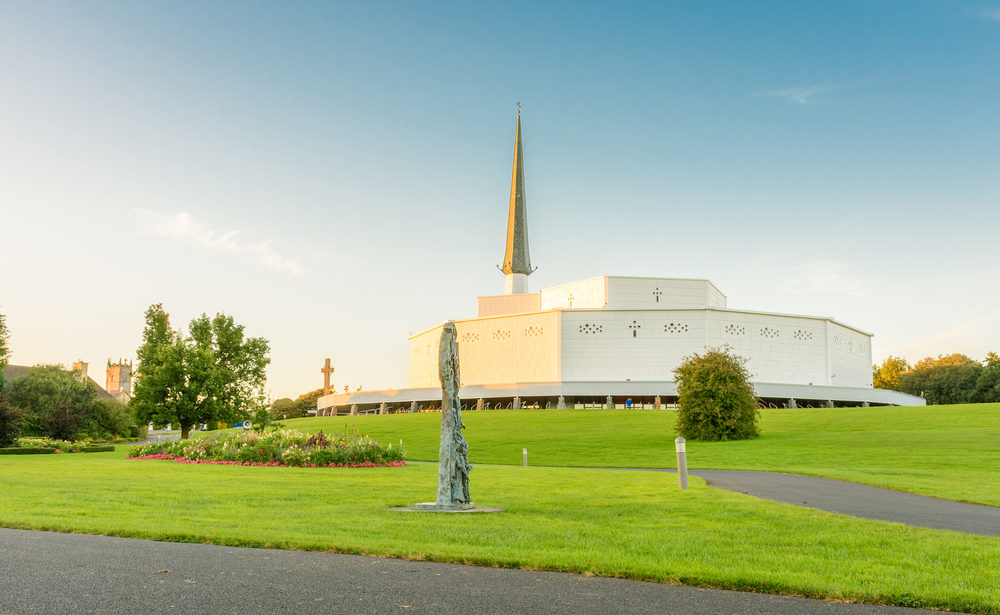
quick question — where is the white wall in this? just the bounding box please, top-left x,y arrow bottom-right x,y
539,277 -> 607,310
408,311 -> 561,388
559,308 -> 872,387
605,277 -> 727,310
478,293 -> 541,318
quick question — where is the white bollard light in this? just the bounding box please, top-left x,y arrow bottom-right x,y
523,447 -> 528,467
675,437 -> 688,490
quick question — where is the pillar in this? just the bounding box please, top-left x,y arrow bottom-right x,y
513,396 -> 521,410
826,400 -> 834,409
606,396 -> 614,409
788,398 -> 797,409
862,401 -> 869,408
410,401 -> 418,413
557,395 -> 566,410
476,398 -> 484,411
350,404 -> 358,416
379,403 -> 387,415
654,396 -> 661,410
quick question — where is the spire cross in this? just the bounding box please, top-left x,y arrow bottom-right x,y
321,358 -> 335,396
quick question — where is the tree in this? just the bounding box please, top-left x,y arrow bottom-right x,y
985,352 -> 1000,366
0,391 -> 25,447
0,305 -> 10,388
873,356 -> 910,391
674,345 -> 760,441
293,388 -> 324,417
6,364 -> 98,440
270,397 -> 299,420
899,354 -> 983,405
131,304 -> 271,439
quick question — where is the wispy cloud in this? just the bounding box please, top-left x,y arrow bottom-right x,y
970,7 -> 1000,21
140,211 -> 304,275
764,83 -> 854,104
781,261 -> 866,296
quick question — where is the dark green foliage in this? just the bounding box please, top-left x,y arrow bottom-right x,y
0,391 -> 26,447
92,399 -> 134,436
131,304 -> 271,439
975,362 -> 1000,403
270,397 -> 301,420
81,445 -> 115,453
45,400 -> 86,441
674,345 -> 760,441
0,447 -> 56,455
899,354 -> 984,405
7,364 -> 97,437
129,424 -> 149,440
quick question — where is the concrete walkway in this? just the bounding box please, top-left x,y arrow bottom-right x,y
0,528 -> 921,615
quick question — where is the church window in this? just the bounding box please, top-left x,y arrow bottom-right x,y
793,330 -> 813,341
665,323 -> 688,334
579,324 -> 603,334
492,329 -> 511,341
524,326 -> 543,337
653,288 -> 662,303
462,332 -> 481,343
725,324 -> 746,336
760,327 -> 779,339
629,321 -> 641,337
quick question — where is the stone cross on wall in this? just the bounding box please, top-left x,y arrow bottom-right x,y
321,358 -> 335,396
629,321 -> 641,338
653,288 -> 662,303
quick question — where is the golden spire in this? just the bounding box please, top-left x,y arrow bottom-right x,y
501,106 -> 534,276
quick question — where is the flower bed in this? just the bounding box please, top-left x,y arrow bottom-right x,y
128,427 -> 406,468
11,438 -> 109,453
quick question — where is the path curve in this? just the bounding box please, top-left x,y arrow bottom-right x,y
0,528 -> 920,615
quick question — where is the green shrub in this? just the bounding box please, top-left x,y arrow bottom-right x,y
82,445 -> 115,453
130,424 -> 149,440
0,447 -> 56,455
674,345 -> 760,441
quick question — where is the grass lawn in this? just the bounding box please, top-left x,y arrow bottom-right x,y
1,448 -> 999,613
299,403 -> 1000,506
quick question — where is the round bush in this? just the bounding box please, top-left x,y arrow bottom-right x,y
674,345 -> 760,441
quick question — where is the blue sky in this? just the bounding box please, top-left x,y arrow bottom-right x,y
1,0 -> 998,398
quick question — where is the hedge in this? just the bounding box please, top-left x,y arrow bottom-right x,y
0,448 -> 57,455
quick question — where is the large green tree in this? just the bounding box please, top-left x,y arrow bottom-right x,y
6,364 -> 98,439
674,345 -> 760,441
131,304 -> 271,439
899,354 -> 983,406
873,356 -> 910,391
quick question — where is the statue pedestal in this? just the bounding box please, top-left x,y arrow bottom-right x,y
387,504 -> 503,514
413,501 -> 475,511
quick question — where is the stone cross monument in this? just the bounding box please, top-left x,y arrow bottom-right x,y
321,358 -> 334,396
415,322 -> 473,510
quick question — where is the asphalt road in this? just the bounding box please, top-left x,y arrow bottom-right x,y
0,528 -> 921,615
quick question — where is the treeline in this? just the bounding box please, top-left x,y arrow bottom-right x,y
873,353 -> 1000,405
269,388 -> 325,420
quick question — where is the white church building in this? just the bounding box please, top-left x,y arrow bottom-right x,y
317,113 -> 923,415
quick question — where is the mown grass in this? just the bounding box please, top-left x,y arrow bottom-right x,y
300,403 -> 1000,506
1,449 -> 998,613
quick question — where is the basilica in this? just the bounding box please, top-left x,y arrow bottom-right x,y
317,113 -> 923,415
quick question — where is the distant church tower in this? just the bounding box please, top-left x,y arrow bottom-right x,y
106,359 -> 132,397
501,107 -> 536,294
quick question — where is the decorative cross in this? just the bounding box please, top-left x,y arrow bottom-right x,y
653,288 -> 662,303
320,358 -> 334,396
629,321 -> 641,338
567,293 -> 575,308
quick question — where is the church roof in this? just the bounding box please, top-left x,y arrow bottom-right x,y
501,111 -> 534,276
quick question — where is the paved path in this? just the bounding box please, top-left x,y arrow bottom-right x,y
0,528 -> 920,615
689,469 -> 1000,537
537,464 -> 1000,537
